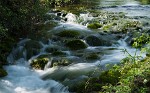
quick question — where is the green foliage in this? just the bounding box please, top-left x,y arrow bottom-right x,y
0,0 -> 50,36
76,48 -> 150,93
48,0 -> 79,7
132,33 -> 150,48
0,24 -> 8,40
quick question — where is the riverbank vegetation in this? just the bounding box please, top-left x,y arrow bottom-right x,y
76,51 -> 150,93
75,34 -> 150,92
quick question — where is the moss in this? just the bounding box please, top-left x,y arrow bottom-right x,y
52,58 -> 71,67
65,39 -> 87,50
45,46 -> 59,53
102,24 -> 113,31
30,55 -> 50,70
87,23 -> 102,29
0,68 -> 8,77
51,51 -> 67,56
85,53 -> 99,60
56,30 -> 80,38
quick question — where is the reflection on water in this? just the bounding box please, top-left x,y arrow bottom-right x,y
56,0 -> 150,14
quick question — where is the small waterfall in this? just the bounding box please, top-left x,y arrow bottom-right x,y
7,46 -> 25,64
1,65 -> 69,93
44,58 -> 53,70
65,13 -> 78,23
1,39 -> 70,93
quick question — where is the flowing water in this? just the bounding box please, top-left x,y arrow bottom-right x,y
1,0 -> 150,93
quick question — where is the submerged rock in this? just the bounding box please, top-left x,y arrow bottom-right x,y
51,51 -> 67,56
65,39 -> 88,50
85,53 -> 100,60
85,35 -> 112,46
45,46 -> 60,53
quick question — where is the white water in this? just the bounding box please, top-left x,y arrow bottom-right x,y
0,60 -> 69,93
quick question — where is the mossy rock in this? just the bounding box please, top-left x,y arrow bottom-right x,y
87,23 -> 102,29
85,53 -> 100,60
51,51 -> 67,56
0,68 -> 8,77
51,58 -> 71,67
45,46 -> 59,53
56,30 -> 81,38
85,35 -> 112,46
30,54 -> 50,70
65,39 -> 88,50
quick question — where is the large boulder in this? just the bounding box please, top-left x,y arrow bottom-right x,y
85,35 -> 112,46
56,30 -> 81,38
65,39 -> 88,50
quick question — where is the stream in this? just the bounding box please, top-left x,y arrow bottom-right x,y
0,0 -> 150,93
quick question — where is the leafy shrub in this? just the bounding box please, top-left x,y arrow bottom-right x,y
132,33 -> 150,48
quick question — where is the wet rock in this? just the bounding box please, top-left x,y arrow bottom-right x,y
45,46 -> 60,53
30,54 -> 51,70
56,30 -> 81,38
51,51 -> 67,56
25,40 -> 42,59
85,35 -> 112,46
85,53 -> 100,60
51,58 -> 72,67
65,39 -> 88,50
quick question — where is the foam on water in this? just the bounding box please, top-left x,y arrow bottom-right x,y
0,64 -> 69,93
